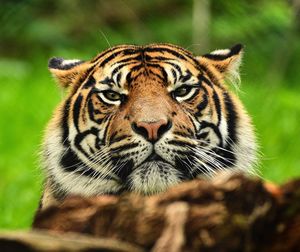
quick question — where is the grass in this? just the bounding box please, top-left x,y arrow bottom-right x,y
0,52 -> 300,230
242,83 -> 300,182
0,57 -> 60,229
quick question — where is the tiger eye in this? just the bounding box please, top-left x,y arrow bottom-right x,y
174,86 -> 191,97
103,90 -> 121,101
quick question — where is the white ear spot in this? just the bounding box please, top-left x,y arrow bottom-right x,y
61,59 -> 83,66
210,49 -> 231,55
48,57 -> 84,70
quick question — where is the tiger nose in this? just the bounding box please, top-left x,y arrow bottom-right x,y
132,119 -> 172,142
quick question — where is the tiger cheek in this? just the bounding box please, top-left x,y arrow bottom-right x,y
173,110 -> 194,133
106,109 -> 132,145
88,94 -> 113,123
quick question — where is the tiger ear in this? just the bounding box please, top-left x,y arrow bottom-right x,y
48,57 -> 88,88
197,44 -> 243,84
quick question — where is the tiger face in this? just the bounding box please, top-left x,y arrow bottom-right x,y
42,43 -> 257,203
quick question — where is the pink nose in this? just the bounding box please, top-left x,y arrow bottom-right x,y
132,119 -> 171,142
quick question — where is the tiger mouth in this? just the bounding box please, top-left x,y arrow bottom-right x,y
134,151 -> 176,170
125,153 -> 183,194
143,151 -> 168,163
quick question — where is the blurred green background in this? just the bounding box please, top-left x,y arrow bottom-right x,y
1,0 -> 300,229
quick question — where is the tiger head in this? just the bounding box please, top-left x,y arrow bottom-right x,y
43,43 -> 257,199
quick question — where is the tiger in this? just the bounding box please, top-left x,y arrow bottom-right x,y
40,43 -> 257,209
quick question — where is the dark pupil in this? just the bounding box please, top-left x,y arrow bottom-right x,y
107,91 -> 119,100
176,87 -> 189,96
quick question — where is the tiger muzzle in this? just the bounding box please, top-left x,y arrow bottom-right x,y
131,119 -> 172,142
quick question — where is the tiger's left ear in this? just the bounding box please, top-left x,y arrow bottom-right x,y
197,44 -> 243,83
48,57 -> 89,88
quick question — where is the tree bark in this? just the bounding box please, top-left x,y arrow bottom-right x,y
1,174 -> 300,251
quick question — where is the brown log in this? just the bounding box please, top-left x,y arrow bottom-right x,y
0,230 -> 144,252
2,174 -> 300,251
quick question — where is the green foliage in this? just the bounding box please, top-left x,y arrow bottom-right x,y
0,57 -> 60,228
0,0 -> 299,229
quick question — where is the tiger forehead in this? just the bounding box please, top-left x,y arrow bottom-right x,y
93,44 -> 202,89
92,43 -> 196,63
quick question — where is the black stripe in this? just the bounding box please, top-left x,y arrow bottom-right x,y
109,134 -> 131,145
196,131 -> 209,139
60,147 -> 116,181
98,50 -> 124,67
174,157 -> 194,180
111,62 -> 139,81
198,65 -> 223,88
179,70 -> 192,82
99,48 -> 140,67
83,76 -> 96,89
195,92 -> 208,117
112,159 -> 134,182
198,121 -> 223,147
125,63 -> 145,86
144,55 -> 176,62
163,61 -> 183,76
129,65 -> 147,83
74,127 -> 101,159
213,147 -> 236,168
111,55 -> 142,66
187,114 -> 197,134
99,77 -> 114,87
145,63 -> 168,82
73,94 -> 83,131
116,72 -> 122,85
212,90 -> 222,126
147,43 -> 194,56
91,45 -> 135,63
110,142 -> 139,153
61,99 -> 71,146
171,68 -> 177,81
102,115 -> 112,145
168,140 -> 195,148
87,99 -> 104,124
199,74 -> 213,87
129,64 -> 144,73
144,47 -> 199,65
208,91 -> 238,168
125,71 -> 132,86
183,87 -> 200,102
68,66 -> 95,97
223,92 -> 237,144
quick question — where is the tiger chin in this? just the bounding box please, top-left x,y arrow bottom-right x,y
40,43 -> 258,209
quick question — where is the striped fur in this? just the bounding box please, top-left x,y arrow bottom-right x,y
41,43 -> 257,208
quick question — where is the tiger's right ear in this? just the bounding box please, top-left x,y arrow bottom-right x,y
48,57 -> 89,88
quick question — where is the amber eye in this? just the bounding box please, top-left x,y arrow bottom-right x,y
103,90 -> 121,101
173,86 -> 193,98
99,90 -> 123,105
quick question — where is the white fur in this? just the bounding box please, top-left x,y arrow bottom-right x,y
128,161 -> 181,194
210,49 -> 231,55
61,59 -> 82,66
